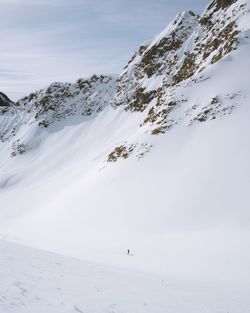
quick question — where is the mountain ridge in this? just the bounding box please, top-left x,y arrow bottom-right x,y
1,0 -> 249,160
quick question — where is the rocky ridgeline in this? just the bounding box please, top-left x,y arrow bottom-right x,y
0,75 -> 116,143
0,0 -> 249,160
18,75 -> 116,128
112,0 -> 248,134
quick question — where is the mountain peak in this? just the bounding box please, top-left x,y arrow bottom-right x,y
111,0 -> 249,135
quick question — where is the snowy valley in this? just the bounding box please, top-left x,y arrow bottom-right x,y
0,0 -> 250,311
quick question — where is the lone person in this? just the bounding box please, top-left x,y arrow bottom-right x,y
127,249 -> 130,255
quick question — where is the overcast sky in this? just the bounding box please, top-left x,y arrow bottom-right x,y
0,0 -> 209,100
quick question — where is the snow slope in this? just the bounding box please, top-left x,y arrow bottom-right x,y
0,0 -> 250,309
0,239 -> 249,313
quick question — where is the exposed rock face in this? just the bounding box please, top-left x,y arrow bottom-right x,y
208,0 -> 238,12
112,11 -> 200,112
0,92 -> 13,113
111,0 -> 248,134
0,75 -> 116,142
17,75 -> 116,128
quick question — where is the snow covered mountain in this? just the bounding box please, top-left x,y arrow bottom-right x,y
1,0 -> 249,160
0,75 -> 116,155
112,0 -> 249,134
0,0 -> 250,309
